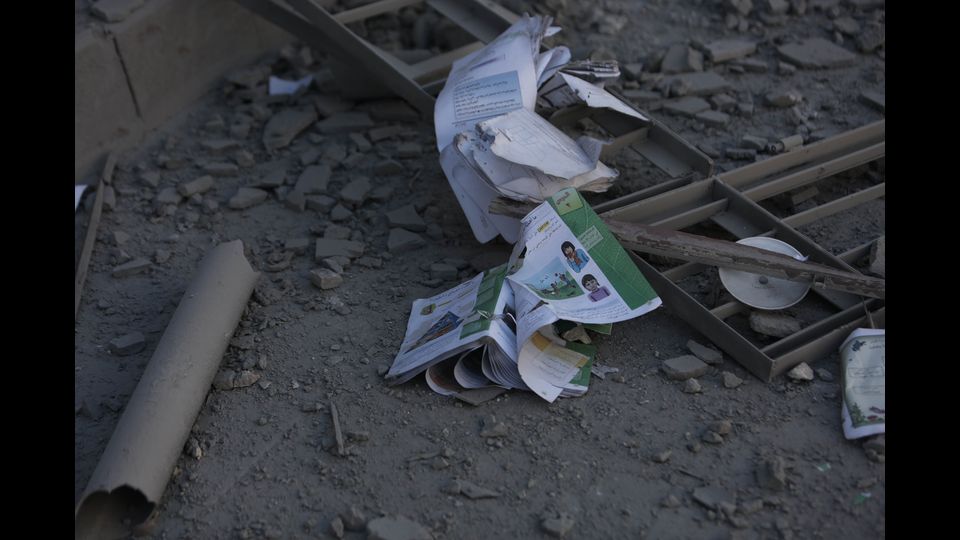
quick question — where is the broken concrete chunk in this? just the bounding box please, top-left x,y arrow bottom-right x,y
366,516 -> 432,540
777,38 -> 857,69
695,110 -> 730,127
723,371 -> 744,388
212,370 -> 236,391
733,58 -> 768,73
109,332 -> 146,356
661,44 -> 704,74
741,135 -> 768,150
749,312 -> 802,337
767,90 -> 803,107
661,355 -> 710,380
154,249 -> 172,264
284,238 -> 311,254
868,236 -> 885,277
263,108 -> 317,151
112,258 -> 152,277
832,16 -> 861,35
340,176 -> 372,207
294,164 -> 332,194
663,96 -> 711,117
178,175 -> 214,197
704,39 -> 757,62
374,159 -> 405,176
388,228 -> 426,253
155,187 -> 182,205
140,171 -> 160,187
324,224 -> 352,240
330,517 -> 345,540
306,194 -> 337,212
787,362 -> 815,381
234,370 -> 261,388
317,112 -> 375,134
201,139 -> 241,155
710,93 -> 737,112
693,486 -> 736,510
203,162 -> 239,177
369,125 -> 404,142
90,0 -> 143,23
315,239 -> 365,260
386,205 -> 426,232
228,188 -> 269,210
687,340 -> 723,365
310,268 -> 344,290
663,71 -> 732,96
856,23 -> 884,53
349,132 -> 372,152
253,169 -> 286,189
683,378 -> 702,394
284,190 -> 306,212
330,204 -> 354,221
756,456 -> 787,490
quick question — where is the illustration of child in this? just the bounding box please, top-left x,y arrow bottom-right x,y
561,241 -> 590,273
581,274 -> 610,302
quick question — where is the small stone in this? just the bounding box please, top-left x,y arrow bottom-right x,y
767,90 -> 803,107
815,368 -> 834,382
341,507 -> 366,531
480,422 -> 508,438
374,159 -> 404,176
695,110 -> 730,127
322,257 -> 345,274
652,450 -> 672,463
661,494 -> 681,508
702,431 -> 724,444
140,171 -> 160,187
284,238 -> 311,254
756,456 -> 787,490
228,188 -> 269,210
201,139 -> 240,155
368,125 -> 404,142
662,355 -> 710,380
430,263 -> 458,281
777,38 -> 857,69
316,112 -> 374,134
366,516 -> 431,540
683,378 -> 702,394
741,135 -> 768,151
786,362 -> 815,381
710,419 -> 733,435
693,486 -> 735,510
263,108 -> 317,151
386,205 -> 427,232
310,268 -> 343,290
234,370 -> 261,388
863,435 -> 885,455
154,249 -> 172,264
155,187 -> 182,205
112,258 -> 152,277
321,143 -> 347,165
661,44 -> 704,74
663,96 -> 711,117
663,71 -> 732,96
109,332 -> 146,356
856,23 -> 884,53
178,175 -> 214,197
294,164 -> 332,194
832,16 -> 860,35
686,340 -> 722,365
315,239 -> 365,260
330,517 -> 345,539
306,194 -> 338,212
235,150 -> 255,168
541,513 -> 575,538
340,176 -> 372,207
330,204 -> 353,221
213,370 -> 236,390
703,39 -> 757,62
112,231 -> 130,246
733,58 -> 768,72
251,169 -> 286,189
722,371 -> 744,388
749,312 -> 802,337
687,442 -> 702,453
204,162 -> 239,177
90,0 -> 144,23
349,133 -> 372,152
324,224 -> 352,240
709,93 -> 737,112
737,102 -> 755,116
284,190 -> 306,212
388,228 -> 426,252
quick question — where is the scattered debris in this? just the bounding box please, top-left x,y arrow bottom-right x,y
310,268 -> 343,290
693,486 -> 735,510
652,450 -> 672,463
786,362 -> 815,381
749,312 -> 802,337
683,378 -> 702,394
687,340 -> 722,365
756,456 -> 787,490
112,258 -> 152,278
777,38 -> 857,69
703,39 -> 757,62
109,332 -> 146,356
228,187 -> 269,210
722,371 -> 744,389
263,108 -> 317,151
540,512 -> 575,538
387,229 -> 426,252
661,355 -> 710,380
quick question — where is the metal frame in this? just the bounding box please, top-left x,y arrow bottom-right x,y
599,121 -> 885,381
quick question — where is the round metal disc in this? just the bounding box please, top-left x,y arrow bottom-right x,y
718,237 -> 811,310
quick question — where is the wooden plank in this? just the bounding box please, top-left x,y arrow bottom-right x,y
75,154 -> 114,317
604,220 -> 885,299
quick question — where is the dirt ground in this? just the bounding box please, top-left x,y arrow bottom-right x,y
75,0 -> 885,538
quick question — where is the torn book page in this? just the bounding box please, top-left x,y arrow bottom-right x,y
434,15 -> 553,152
536,46 -> 572,88
479,108 -> 596,179
558,73 -> 649,121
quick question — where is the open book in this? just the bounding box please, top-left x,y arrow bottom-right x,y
386,188 -> 662,402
